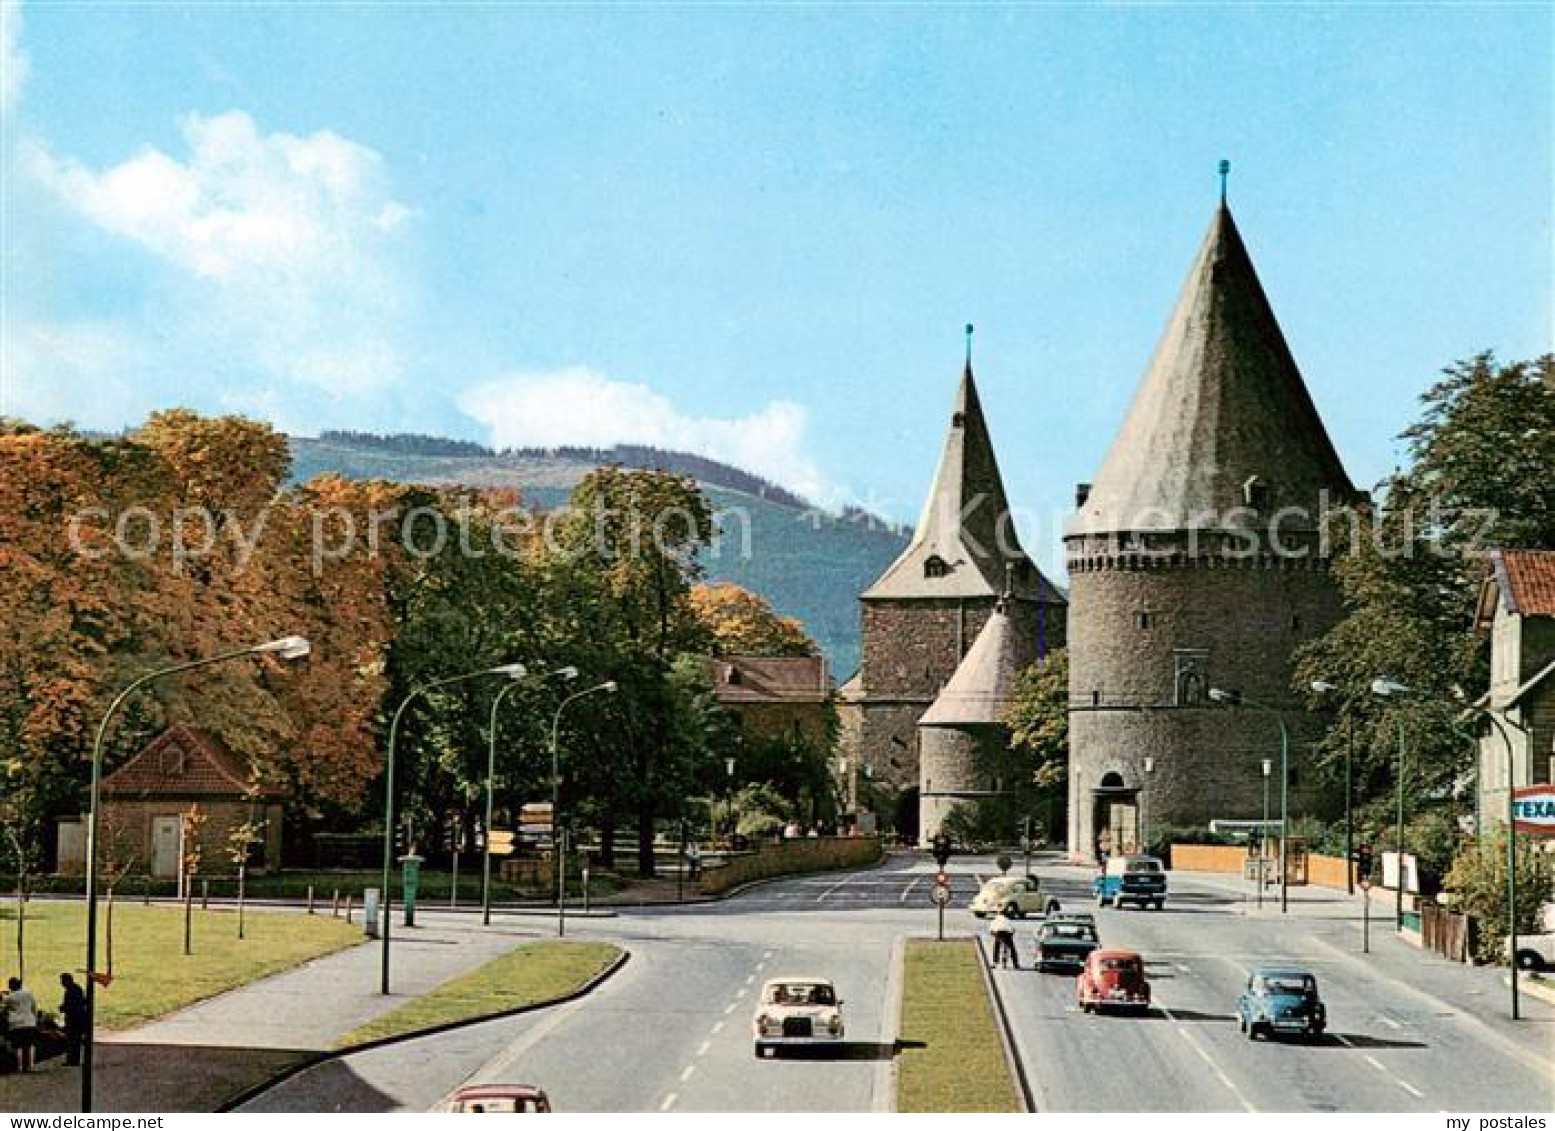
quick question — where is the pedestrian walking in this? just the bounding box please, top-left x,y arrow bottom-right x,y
59,973 -> 87,1067
4,977 -> 38,1073
989,909 -> 1019,969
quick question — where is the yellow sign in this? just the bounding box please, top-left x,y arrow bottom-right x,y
488,830 -> 516,857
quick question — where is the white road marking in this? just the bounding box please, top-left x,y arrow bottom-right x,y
1380,1016 -> 1402,1030
680,1064 -> 696,1083
1159,1005 -> 1257,1113
755,962 -> 766,972
659,1094 -> 677,1112
1175,963 -> 1192,973
1365,1055 -> 1388,1073
735,988 -> 747,1000
763,950 -> 773,959
697,1040 -> 711,1057
816,875 -> 853,902
723,1002 -> 737,1015
900,877 -> 921,903
1399,1081 -> 1425,1098
710,1020 -> 724,1035
745,973 -> 755,985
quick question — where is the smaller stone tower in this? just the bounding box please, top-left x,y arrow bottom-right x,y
918,588 -> 1040,840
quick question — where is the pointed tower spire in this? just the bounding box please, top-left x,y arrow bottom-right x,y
1218,158 -> 1230,206
1067,202 -> 1354,538
864,330 -> 1063,603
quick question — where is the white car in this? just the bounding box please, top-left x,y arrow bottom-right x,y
1507,933 -> 1555,970
752,976 -> 845,1056
969,874 -> 1051,918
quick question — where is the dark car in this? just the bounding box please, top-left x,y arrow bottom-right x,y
1035,919 -> 1101,972
1237,967 -> 1327,1041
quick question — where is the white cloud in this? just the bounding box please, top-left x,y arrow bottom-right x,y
1,0 -> 25,118
1,321 -> 143,429
30,110 -> 410,397
458,367 -> 842,506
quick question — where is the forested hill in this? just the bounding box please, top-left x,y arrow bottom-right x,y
289,432 -> 910,676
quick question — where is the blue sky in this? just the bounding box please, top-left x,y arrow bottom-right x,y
3,2 -> 1550,574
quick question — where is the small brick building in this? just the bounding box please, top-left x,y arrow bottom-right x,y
90,724 -> 287,878
707,655 -> 833,749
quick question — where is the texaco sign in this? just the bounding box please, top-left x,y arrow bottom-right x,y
1512,785 -> 1555,837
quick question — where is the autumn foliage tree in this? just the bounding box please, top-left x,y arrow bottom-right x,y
688,582 -> 816,657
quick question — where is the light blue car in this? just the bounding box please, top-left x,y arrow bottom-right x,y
1237,967 -> 1327,1041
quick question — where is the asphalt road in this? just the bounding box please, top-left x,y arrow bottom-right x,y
240,853 -> 1554,1113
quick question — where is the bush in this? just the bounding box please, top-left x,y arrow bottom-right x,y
1443,834 -> 1555,965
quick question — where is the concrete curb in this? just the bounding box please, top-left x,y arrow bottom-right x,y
216,947 -> 631,1112
974,936 -> 1036,1113
873,936 -> 906,1113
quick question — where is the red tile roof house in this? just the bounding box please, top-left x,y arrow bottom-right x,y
1474,549 -> 1555,837
58,724 -> 288,879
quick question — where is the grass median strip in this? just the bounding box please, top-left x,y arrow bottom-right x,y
335,939 -> 621,1048
3,901 -> 360,1030
896,938 -> 1021,1113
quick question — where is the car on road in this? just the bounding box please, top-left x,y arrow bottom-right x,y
969,874 -> 1054,918
1237,967 -> 1327,1041
753,976 -> 845,1057
1076,948 -> 1151,1013
1093,855 -> 1168,910
442,1085 -> 553,1113
1035,918 -> 1101,972
1507,932 -> 1555,970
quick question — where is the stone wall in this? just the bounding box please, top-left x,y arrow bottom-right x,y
698,835 -> 883,895
1065,554 -> 1343,857
919,724 -> 1016,840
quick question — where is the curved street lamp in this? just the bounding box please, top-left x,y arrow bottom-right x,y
1371,678 -> 1413,932
81,635 -> 311,1112
1458,704 -> 1528,1021
380,662 -> 527,994
483,665 -> 579,926
1210,687 -> 1291,914
551,680 -> 617,938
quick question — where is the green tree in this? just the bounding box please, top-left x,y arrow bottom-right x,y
1004,649 -> 1068,791
1444,834 -> 1555,964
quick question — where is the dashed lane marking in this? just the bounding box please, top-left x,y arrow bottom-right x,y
1380,1017 -> 1403,1030
755,962 -> 766,972
680,1064 -> 696,1083
763,950 -> 773,959
1364,1055 -> 1388,1074
1399,1081 -> 1425,1098
723,1002 -> 737,1015
710,1020 -> 724,1035
697,1040 -> 711,1057
659,1094 -> 677,1112
1159,1005 -> 1257,1113
745,973 -> 755,985
1176,963 -> 1192,973
735,988 -> 747,1000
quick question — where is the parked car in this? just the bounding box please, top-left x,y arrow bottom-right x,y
1093,855 -> 1168,910
442,1085 -> 552,1113
970,874 -> 1054,918
1507,933 -> 1555,971
1075,949 -> 1151,1013
1237,967 -> 1327,1040
753,977 -> 845,1057
1035,919 -> 1101,972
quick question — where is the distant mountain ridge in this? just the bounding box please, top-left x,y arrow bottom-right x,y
290,432 -> 910,675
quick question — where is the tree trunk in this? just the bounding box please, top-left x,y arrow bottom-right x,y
237,865 -> 247,940
636,804 -> 656,879
15,879 -> 24,984
598,812 -> 616,868
183,889 -> 193,956
105,888 -> 115,978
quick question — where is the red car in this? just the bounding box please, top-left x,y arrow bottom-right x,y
1076,948 -> 1151,1014
443,1085 -> 552,1113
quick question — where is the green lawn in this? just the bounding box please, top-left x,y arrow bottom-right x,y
335,939 -> 621,1048
896,939 -> 1021,1113
0,900 -> 361,1030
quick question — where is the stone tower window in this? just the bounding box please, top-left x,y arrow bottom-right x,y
1290,614 -> 1302,632
1243,475 -> 1270,510
1135,611 -> 1153,630
951,412 -> 966,428
924,555 -> 951,579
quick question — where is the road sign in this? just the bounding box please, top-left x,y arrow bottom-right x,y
487,830 -> 516,857
520,802 -> 554,825
930,883 -> 952,907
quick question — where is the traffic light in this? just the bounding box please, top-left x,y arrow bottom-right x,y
931,833 -> 952,869
1355,844 -> 1374,881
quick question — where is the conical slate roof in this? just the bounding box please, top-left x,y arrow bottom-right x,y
865,362 -> 1065,602
1067,205 -> 1354,538
919,600 -> 1037,726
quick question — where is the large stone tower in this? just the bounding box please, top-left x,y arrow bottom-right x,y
846,348 -> 1066,839
1065,201 -> 1357,860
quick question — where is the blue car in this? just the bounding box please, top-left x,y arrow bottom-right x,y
1237,967 -> 1327,1041
1093,855 -> 1167,910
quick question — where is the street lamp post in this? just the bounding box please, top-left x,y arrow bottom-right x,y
550,681 -> 617,938
381,662 -> 527,994
483,666 -> 578,927
1309,681 -> 1354,895
1259,758 -> 1272,909
1211,688 -> 1290,913
724,755 -> 737,845
1371,678 -> 1412,932
1462,705 -> 1528,1022
81,636 -> 311,1113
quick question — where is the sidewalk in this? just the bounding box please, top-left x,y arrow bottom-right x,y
0,913 -> 549,1112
